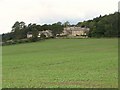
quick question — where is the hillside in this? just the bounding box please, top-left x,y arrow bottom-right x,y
3,38 -> 118,88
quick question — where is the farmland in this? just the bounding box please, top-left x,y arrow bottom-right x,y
2,38 -> 118,88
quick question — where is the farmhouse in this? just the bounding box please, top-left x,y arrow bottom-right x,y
61,26 -> 90,37
27,30 -> 53,38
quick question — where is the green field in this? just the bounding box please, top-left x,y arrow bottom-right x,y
2,38 -> 118,88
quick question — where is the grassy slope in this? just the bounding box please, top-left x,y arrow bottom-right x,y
2,38 -> 118,88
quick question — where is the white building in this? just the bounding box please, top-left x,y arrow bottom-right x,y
27,30 -> 53,38
27,32 -> 33,38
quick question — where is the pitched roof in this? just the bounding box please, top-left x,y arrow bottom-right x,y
64,27 -> 89,31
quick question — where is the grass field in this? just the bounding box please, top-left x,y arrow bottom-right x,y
2,38 -> 118,88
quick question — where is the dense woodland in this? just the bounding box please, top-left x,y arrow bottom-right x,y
2,12 -> 120,45
77,12 -> 119,37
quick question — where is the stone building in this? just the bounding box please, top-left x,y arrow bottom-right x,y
40,30 -> 53,38
27,30 -> 53,38
61,26 -> 90,37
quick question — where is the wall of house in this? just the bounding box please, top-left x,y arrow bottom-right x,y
71,30 -> 84,36
27,30 -> 53,38
27,34 -> 32,38
63,27 -> 89,37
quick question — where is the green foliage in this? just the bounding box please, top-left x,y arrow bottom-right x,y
63,21 -> 70,27
11,21 -> 27,39
2,33 -> 14,42
51,22 -> 64,37
40,33 -> 46,39
77,12 -> 119,37
2,39 -> 31,46
2,21 -> 64,43
3,39 -> 118,88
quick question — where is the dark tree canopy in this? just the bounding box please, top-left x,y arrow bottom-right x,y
77,12 -> 119,37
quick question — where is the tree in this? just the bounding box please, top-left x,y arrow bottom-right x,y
40,33 -> 46,39
51,23 -> 63,37
63,21 -> 70,27
2,32 -> 14,41
11,21 -> 26,39
81,12 -> 119,37
56,22 -> 62,25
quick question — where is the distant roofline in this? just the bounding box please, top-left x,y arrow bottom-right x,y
64,26 -> 90,31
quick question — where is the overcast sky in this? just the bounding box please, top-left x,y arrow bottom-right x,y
0,0 -> 119,34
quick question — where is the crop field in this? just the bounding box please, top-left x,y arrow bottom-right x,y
2,38 -> 118,88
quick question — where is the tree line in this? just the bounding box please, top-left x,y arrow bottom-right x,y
2,12 -> 120,45
77,12 -> 119,37
2,21 -> 66,42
